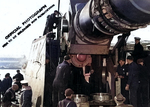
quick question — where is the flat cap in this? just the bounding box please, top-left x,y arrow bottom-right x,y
65,88 -> 74,96
64,55 -> 71,60
134,37 -> 141,40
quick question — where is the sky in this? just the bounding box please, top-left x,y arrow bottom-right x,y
0,0 -> 150,58
0,0 -> 68,58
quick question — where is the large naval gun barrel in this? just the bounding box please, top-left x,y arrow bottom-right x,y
73,0 -> 150,45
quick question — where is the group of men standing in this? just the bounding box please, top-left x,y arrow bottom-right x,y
42,10 -> 150,107
116,37 -> 149,107
51,37 -> 150,107
0,70 -> 32,107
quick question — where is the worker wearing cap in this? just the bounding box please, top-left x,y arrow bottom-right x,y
43,10 -> 60,35
52,55 -> 72,107
131,37 -> 144,62
115,58 -> 129,104
19,80 -> 32,107
2,84 -> 19,107
58,88 -> 77,107
125,56 -> 139,107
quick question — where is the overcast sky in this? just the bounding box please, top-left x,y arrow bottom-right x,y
0,0 -> 69,57
0,0 -> 150,58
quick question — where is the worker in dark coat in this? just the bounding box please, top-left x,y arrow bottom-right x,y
1,74 -> 11,96
52,55 -> 72,107
131,37 -> 145,62
125,56 -> 139,107
43,10 -> 60,35
137,59 -> 149,107
6,73 -> 12,88
13,70 -> 24,81
58,88 -> 77,107
20,80 -> 32,107
2,84 -> 18,107
115,58 -> 129,104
